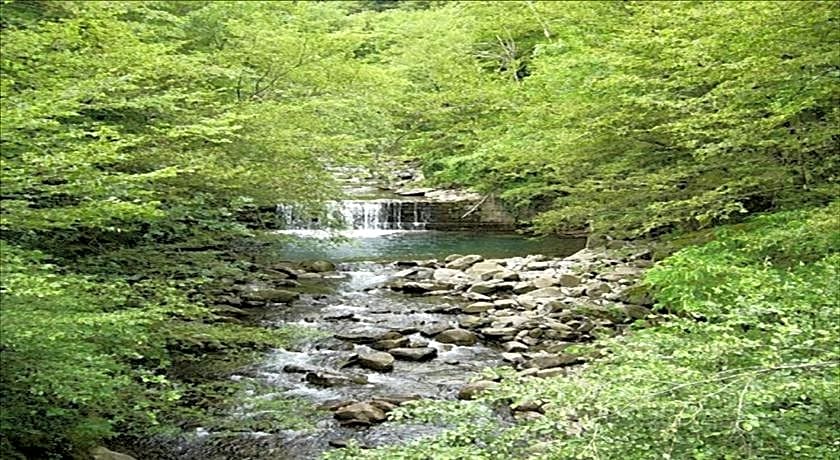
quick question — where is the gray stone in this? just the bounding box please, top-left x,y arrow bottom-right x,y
526,261 -> 552,270
357,350 -> 395,372
457,380 -> 500,400
435,329 -> 478,346
502,352 -> 525,364
444,254 -> 465,263
458,315 -> 489,329
445,254 -> 484,270
389,347 -> 438,361
334,402 -> 387,425
493,299 -> 519,309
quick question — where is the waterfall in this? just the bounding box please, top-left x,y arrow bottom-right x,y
277,200 -> 431,232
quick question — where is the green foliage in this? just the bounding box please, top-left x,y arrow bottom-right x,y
362,1 -> 840,236
329,204 -> 839,459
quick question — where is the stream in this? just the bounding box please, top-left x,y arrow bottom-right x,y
133,182 -> 587,459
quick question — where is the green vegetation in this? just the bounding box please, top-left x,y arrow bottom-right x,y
1,1 -> 837,459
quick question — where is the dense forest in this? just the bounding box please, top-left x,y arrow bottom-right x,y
1,1 -> 838,459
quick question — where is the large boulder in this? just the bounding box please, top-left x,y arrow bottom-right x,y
435,329 -> 477,346
445,254 -> 484,270
334,402 -> 387,425
357,350 -> 395,372
389,347 -> 438,361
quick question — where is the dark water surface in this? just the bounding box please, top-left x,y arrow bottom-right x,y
274,230 -> 586,262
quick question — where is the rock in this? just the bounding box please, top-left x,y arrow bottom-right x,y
370,337 -> 410,351
585,282 -> 613,298
368,399 -> 398,412
390,281 -> 453,294
408,336 -> 430,347
526,261 -> 552,270
418,321 -> 451,336
622,304 -> 652,320
357,350 -> 395,372
531,277 -> 557,289
600,266 -> 643,282
444,254 -> 465,263
389,347 -> 438,361
458,315 -> 489,329
463,291 -> 493,302
433,268 -> 472,283
618,285 -> 655,307
463,301 -> 494,313
480,327 -> 519,338
466,261 -> 506,280
283,364 -> 312,373
503,341 -> 529,353
502,352 -> 525,364
300,260 -> 336,273
512,281 -> 537,294
395,187 -> 435,196
91,447 -> 137,460
457,380 -> 500,400
334,402 -> 387,425
514,411 -> 545,421
521,287 -> 564,299
306,371 -> 368,387
512,400 -> 544,413
536,368 -> 567,378
445,254 -> 484,270
241,288 -> 300,303
557,274 -> 581,287
467,281 -> 501,295
494,299 -> 519,309
435,329 -> 477,346
494,269 -> 520,281
523,354 -> 581,369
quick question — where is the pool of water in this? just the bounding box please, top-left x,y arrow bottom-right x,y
274,230 -> 586,262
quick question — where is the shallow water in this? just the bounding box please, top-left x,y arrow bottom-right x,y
274,230 -> 586,262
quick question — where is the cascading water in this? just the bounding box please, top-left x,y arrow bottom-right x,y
277,200 -> 431,233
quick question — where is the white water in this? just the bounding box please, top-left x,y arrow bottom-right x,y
276,200 -> 431,235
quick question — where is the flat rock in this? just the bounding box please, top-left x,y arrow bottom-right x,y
435,328 -> 478,346
370,336 -> 410,351
306,371 -> 368,387
463,301 -> 494,313
241,288 -> 300,303
357,350 -> 395,372
334,402 -> 387,425
445,254 -> 484,270
389,347 -> 438,361
466,261 -> 506,280
334,326 -> 395,343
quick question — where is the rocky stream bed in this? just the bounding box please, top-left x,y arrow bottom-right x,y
120,241 -> 655,460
